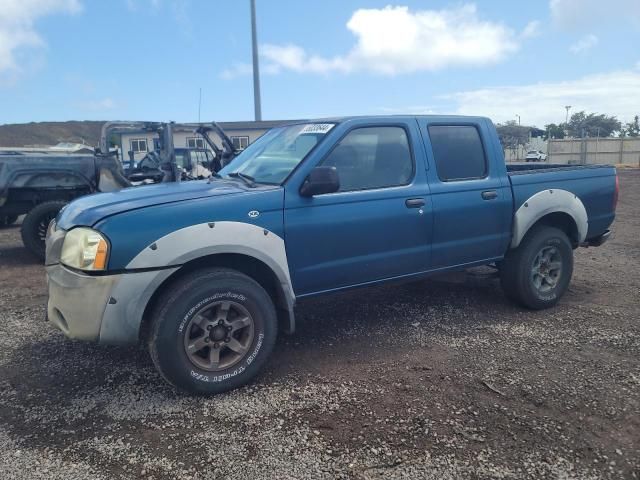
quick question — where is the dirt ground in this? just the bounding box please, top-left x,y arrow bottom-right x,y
0,170 -> 638,480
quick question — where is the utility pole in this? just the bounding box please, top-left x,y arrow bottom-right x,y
564,105 -> 572,138
198,87 -> 202,123
250,0 -> 262,121
516,114 -> 521,126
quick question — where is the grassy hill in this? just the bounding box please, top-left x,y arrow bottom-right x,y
0,121 -> 105,147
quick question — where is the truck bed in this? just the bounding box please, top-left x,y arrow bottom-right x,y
506,163 -> 617,241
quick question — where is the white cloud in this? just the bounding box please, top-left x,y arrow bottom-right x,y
261,44 -> 349,74
521,20 -> 541,39
0,0 -> 81,80
443,69 -> 640,127
569,34 -> 599,54
550,0 -> 640,29
259,4 -> 520,76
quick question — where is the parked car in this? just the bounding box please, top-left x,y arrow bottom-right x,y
0,151 -> 131,258
45,116 -> 617,394
526,150 -> 548,162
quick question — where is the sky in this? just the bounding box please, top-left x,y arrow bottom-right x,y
0,0 -> 639,128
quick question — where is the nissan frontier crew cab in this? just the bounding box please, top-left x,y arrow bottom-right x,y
45,116 -> 618,394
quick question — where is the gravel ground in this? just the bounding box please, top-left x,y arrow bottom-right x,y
0,169 -> 638,480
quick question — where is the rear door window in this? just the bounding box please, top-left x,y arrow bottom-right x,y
428,125 -> 487,181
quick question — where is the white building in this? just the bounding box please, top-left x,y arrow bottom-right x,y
119,120 -> 299,162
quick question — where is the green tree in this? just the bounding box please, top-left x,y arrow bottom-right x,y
622,115 -> 640,137
567,111 -> 621,138
496,121 -> 531,150
544,123 -> 565,140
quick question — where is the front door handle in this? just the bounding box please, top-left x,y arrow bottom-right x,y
405,198 -> 426,208
481,190 -> 498,200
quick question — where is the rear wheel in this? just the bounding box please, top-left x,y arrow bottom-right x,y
21,201 -> 67,260
148,268 -> 278,394
500,225 -> 573,309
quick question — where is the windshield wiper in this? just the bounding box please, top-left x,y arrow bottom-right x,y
227,172 -> 257,188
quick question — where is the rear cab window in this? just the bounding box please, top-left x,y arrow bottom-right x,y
428,125 -> 487,182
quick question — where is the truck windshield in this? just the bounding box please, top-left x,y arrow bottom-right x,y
219,123 -> 335,184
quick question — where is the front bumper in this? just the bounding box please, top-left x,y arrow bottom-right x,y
46,264 -> 120,342
46,263 -> 178,345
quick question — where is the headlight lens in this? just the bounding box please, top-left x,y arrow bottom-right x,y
60,228 -> 109,271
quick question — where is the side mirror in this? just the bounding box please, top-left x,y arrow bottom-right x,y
299,166 -> 340,197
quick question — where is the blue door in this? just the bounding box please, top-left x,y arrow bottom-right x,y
284,121 -> 432,296
419,118 -> 512,269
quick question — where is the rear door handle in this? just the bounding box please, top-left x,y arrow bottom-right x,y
481,190 -> 498,200
405,198 -> 426,208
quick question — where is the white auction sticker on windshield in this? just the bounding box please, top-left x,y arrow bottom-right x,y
300,123 -> 334,134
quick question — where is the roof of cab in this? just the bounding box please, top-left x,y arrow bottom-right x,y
279,115 -> 492,125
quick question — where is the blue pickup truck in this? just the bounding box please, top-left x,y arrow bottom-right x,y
45,116 -> 617,394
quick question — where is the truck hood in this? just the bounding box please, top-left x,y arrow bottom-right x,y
56,179 -> 251,230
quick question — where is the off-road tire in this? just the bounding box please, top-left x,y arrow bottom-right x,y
500,225 -> 573,309
148,268 -> 278,395
21,201 -> 67,260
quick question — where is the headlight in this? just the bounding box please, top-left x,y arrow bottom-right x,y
60,228 -> 109,271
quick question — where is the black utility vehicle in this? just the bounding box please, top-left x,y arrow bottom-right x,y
0,122 -> 236,259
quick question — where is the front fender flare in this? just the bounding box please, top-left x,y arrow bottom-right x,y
126,221 -> 295,325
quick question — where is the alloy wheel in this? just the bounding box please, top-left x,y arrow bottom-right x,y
531,246 -> 563,293
182,300 -> 255,372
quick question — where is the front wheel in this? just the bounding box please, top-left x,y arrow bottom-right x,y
148,268 -> 278,394
500,225 -> 573,309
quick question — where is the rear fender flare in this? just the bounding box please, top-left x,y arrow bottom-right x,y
511,189 -> 588,248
